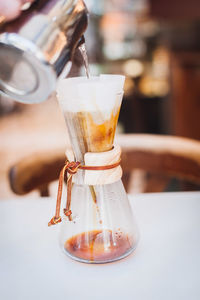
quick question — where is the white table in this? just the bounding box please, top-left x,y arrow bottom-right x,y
0,192 -> 200,300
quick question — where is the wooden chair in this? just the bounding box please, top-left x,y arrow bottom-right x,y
117,134 -> 200,192
9,134 -> 200,196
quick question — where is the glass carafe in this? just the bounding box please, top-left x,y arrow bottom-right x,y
57,75 -> 139,263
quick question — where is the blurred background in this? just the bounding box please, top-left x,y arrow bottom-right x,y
0,0 -> 200,198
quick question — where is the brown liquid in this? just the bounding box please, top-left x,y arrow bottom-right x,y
64,108 -> 120,160
64,230 -> 133,262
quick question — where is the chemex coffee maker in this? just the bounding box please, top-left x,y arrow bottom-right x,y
49,75 -> 139,263
0,0 -> 88,103
0,0 -> 139,264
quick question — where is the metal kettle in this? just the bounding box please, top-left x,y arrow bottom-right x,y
0,0 -> 88,103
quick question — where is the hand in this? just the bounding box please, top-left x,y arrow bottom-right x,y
0,0 -> 34,21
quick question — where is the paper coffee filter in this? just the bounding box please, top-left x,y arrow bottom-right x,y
100,74 -> 125,93
77,81 -> 120,113
57,75 -> 125,115
57,76 -> 98,106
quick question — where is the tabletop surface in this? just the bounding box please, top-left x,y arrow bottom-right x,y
0,191 -> 200,300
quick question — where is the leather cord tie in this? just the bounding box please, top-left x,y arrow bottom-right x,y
48,159 -> 121,226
